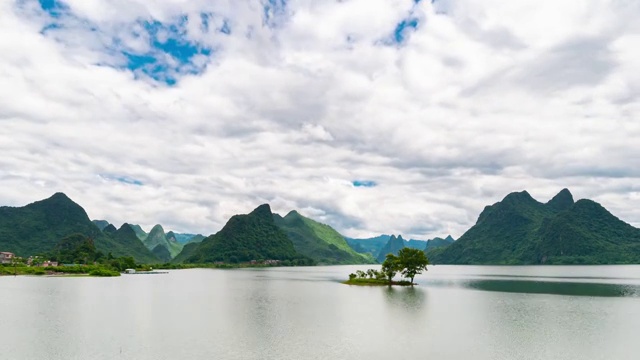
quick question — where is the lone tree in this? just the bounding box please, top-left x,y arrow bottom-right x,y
381,254 -> 401,285
397,248 -> 429,285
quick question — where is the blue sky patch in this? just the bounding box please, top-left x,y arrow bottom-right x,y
353,180 -> 377,188
393,18 -> 419,43
118,18 -> 212,85
263,0 -> 287,27
34,2 -> 214,86
38,0 -> 68,18
100,174 -> 144,186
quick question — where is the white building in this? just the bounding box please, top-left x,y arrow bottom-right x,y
0,252 -> 15,264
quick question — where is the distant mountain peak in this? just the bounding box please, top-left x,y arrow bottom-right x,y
445,235 -> 454,242
149,224 -> 165,235
103,224 -> 117,234
503,190 -> 535,203
49,192 -> 71,201
92,220 -> 110,231
283,210 -> 302,220
118,223 -> 136,234
250,204 -> 273,219
547,188 -> 575,211
376,234 -> 406,262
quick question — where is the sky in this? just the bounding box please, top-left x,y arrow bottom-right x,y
1,0 -> 639,239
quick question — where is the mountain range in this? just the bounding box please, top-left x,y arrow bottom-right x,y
2,189 -> 639,266
273,210 -> 374,264
346,234 -> 455,261
0,193 -> 157,263
91,220 -> 205,262
428,189 -> 640,264
181,204 -> 310,264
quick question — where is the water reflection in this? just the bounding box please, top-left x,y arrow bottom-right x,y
463,279 -> 640,297
383,286 -> 427,310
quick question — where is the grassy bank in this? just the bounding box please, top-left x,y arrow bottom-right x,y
0,264 -> 120,277
343,278 -> 413,286
152,262 -> 302,270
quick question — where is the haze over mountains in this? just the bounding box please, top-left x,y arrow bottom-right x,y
1,189 -> 639,265
346,234 -> 455,260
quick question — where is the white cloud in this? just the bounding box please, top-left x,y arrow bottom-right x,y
0,0 -> 639,240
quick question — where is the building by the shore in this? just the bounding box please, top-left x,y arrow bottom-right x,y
0,252 -> 15,264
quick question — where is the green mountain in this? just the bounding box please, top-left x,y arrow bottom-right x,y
345,235 -> 390,257
129,224 -> 148,241
142,225 -> 183,259
189,234 -> 206,243
0,193 -> 158,263
347,235 -> 449,257
152,244 -> 172,263
169,232 -> 206,244
107,223 -> 160,262
429,189 -> 640,264
423,235 -> 454,252
376,235 -> 406,262
405,239 -> 428,250
172,242 -> 200,263
103,224 -> 117,234
273,210 -> 375,264
92,220 -> 110,231
52,233 -> 98,264
181,204 -> 309,264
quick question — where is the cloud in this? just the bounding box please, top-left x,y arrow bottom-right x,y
0,0 -> 639,240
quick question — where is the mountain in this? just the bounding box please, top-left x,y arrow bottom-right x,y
172,242 -> 200,263
181,204 -> 308,264
347,234 -> 450,258
169,232 -> 206,244
376,235 -> 406,262
103,224 -> 117,234
423,235 -> 455,252
405,239 -> 428,250
142,225 -> 183,259
151,244 -> 172,263
129,224 -> 148,241
273,210 -> 375,264
107,223 -> 159,263
189,234 -> 206,243
52,233 -> 98,264
428,189 -> 640,264
0,193 -> 158,263
345,235 -> 391,256
92,220 -> 110,231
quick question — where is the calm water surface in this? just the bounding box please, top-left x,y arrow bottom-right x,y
1,265 -> 640,360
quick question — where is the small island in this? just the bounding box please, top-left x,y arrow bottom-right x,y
343,248 -> 429,286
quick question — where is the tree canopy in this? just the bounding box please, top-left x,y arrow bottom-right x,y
381,248 -> 429,285
397,247 -> 429,284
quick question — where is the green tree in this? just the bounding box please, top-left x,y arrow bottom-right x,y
381,254 -> 401,284
397,248 -> 429,285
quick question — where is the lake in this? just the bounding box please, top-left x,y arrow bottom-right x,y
1,265 -> 639,360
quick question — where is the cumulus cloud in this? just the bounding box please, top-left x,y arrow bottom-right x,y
0,0 -> 639,239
